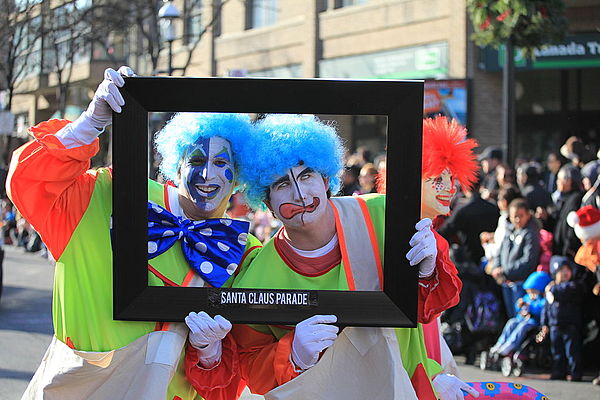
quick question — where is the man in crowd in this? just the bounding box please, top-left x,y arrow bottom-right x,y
517,162 -> 553,212
478,146 -> 503,198
7,67 -> 262,399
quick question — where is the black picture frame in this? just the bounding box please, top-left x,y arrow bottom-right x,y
113,77 -> 423,327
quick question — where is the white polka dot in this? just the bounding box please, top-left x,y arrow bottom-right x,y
161,220 -> 174,226
148,241 -> 158,254
200,228 -> 212,236
195,242 -> 207,253
226,263 -> 238,275
238,232 -> 248,246
151,204 -> 163,213
220,219 -> 232,226
178,231 -> 183,239
217,242 -> 230,252
148,222 -> 155,227
193,220 -> 206,225
162,230 -> 174,237
200,261 -> 214,274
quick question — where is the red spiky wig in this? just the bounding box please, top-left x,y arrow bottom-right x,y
422,116 -> 479,190
377,116 -> 479,193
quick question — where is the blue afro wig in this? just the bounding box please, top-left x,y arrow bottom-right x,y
240,114 -> 345,208
154,112 -> 254,186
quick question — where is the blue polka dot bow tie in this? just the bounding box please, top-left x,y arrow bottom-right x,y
147,202 -> 250,288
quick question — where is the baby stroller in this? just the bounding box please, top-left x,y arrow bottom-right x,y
480,325 -> 552,377
443,286 -> 504,364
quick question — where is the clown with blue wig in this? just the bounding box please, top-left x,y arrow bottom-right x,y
183,113 -> 471,400
6,67 -> 262,400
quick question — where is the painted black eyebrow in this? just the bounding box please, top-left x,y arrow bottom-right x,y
271,174 -> 291,189
297,167 -> 315,177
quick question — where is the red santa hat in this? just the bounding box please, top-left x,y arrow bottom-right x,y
567,205 -> 600,243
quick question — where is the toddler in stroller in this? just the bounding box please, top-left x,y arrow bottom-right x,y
480,271 -> 552,374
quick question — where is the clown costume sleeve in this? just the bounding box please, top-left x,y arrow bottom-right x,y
7,119 -> 262,400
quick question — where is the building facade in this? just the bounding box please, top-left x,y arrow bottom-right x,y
3,0 -> 599,166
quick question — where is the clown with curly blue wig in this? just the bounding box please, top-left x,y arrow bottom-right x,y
6,67 -> 262,400
183,113 -> 472,400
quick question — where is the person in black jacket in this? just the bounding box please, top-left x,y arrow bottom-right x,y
438,180 -> 500,267
539,256 -> 584,381
517,162 -> 553,212
552,165 -> 584,258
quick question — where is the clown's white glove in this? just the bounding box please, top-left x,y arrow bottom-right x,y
185,312 -> 232,368
291,315 -> 339,371
406,218 -> 438,278
56,66 -> 135,149
433,374 -> 480,400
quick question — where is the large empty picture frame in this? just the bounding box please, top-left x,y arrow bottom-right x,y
113,77 -> 423,327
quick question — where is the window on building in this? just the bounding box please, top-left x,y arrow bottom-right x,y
14,15 -> 41,78
245,0 -> 277,30
15,0 -> 42,12
334,0 -> 367,8
184,0 -> 203,44
43,3 -> 91,73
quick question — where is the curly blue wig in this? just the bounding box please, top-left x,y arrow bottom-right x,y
240,114 -> 345,208
154,112 -> 254,186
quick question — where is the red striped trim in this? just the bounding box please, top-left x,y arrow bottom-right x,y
235,245 -> 262,276
329,200 -> 356,291
163,184 -> 171,211
65,337 -> 75,349
356,197 -> 384,290
148,264 -> 180,287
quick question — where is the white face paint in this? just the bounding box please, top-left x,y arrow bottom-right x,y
178,136 -> 236,217
267,165 -> 329,229
421,168 -> 456,218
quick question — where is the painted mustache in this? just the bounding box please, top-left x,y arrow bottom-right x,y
279,197 -> 321,219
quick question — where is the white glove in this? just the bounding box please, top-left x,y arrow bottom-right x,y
291,315 -> 339,371
406,218 -> 438,278
55,66 -> 135,149
433,374 -> 480,400
185,311 -> 232,368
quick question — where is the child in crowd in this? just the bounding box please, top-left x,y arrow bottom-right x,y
489,271 -> 552,356
539,256 -> 584,381
491,198 -> 541,318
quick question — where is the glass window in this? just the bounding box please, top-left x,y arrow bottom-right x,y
245,0 -> 277,30
334,0 -> 367,9
184,0 -> 203,44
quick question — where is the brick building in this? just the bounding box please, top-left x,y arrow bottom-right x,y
3,0 -> 600,165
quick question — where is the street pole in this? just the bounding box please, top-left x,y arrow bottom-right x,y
168,39 -> 173,76
502,36 -> 515,165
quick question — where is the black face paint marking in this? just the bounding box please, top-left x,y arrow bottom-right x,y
289,168 -> 307,225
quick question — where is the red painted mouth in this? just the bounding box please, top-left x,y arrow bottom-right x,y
279,197 -> 321,219
436,196 -> 451,207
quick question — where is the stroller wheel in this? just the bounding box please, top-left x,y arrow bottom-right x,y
501,356 -> 512,377
479,351 -> 488,370
513,358 -> 524,377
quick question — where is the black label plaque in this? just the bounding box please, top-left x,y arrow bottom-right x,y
208,288 -> 318,309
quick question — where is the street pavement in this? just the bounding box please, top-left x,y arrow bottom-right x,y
1,245 -> 599,399
0,246 -> 54,400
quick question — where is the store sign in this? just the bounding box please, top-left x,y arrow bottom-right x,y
480,34 -> 600,71
424,80 -> 467,126
320,42 -> 448,79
